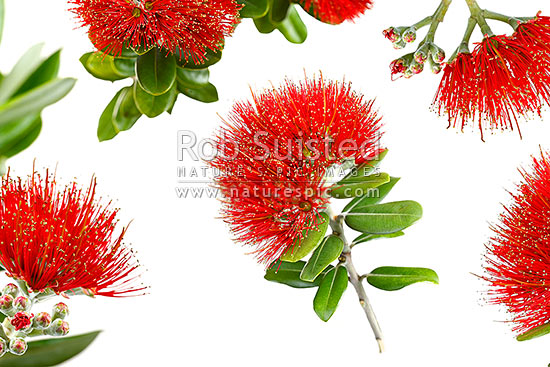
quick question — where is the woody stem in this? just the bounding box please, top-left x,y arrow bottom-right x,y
329,213 -> 384,353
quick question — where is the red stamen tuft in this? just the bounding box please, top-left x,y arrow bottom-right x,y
298,0 -> 373,24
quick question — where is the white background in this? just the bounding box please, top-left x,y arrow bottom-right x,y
2,0 -> 550,366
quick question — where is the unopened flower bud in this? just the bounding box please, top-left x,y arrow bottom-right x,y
0,295 -> 13,314
402,27 -> 417,43
414,43 -> 430,64
0,338 -> 7,357
2,284 -> 18,298
33,312 -> 52,330
52,302 -> 69,320
431,62 -> 443,74
430,44 -> 446,63
10,312 -> 34,331
393,39 -> 406,50
410,62 -> 424,75
13,296 -> 31,312
9,338 -> 27,355
403,69 -> 414,79
46,319 -> 70,337
382,27 -> 400,43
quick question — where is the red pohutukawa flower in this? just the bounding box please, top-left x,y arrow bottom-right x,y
433,53 -> 476,131
484,151 -> 550,337
433,14 -> 550,138
0,170 -> 145,297
210,76 -> 383,264
70,0 -> 241,61
298,0 -> 374,24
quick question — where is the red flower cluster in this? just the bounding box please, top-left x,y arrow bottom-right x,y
298,0 -> 373,24
0,170 -> 145,297
210,76 -> 383,264
484,151 -> 550,336
433,14 -> 550,138
70,0 -> 241,62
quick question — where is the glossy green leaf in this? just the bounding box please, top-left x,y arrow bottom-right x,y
280,212 -> 330,262
0,331 -> 101,367
176,68 -> 209,88
0,43 -> 44,104
179,82 -> 218,103
178,48 -> 223,70
114,85 -> 141,131
0,114 -> 41,158
345,200 -> 423,234
338,150 -> 388,185
366,267 -> 439,291
98,86 -> 143,141
15,50 -> 61,97
136,48 -> 176,95
352,231 -> 404,246
254,15 -> 277,33
265,261 -> 333,288
300,235 -> 344,282
330,173 -> 390,199
0,78 -> 76,127
135,82 -> 177,118
313,266 -> 348,321
270,0 -> 290,22
0,0 -> 4,46
99,44 -> 138,58
517,322 -> 550,341
237,0 -> 269,18
343,177 -> 400,212
276,6 -> 307,44
80,52 -> 131,81
113,57 -> 136,77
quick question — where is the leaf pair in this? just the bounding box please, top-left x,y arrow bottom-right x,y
239,0 -> 308,44
0,40 -> 75,173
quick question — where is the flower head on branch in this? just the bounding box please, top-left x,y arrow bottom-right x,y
385,0 -> 550,138
298,0 -> 374,24
484,150 -> 550,338
210,75 -> 383,264
0,170 -> 145,298
70,0 -> 241,62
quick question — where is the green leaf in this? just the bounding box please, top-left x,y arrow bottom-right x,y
345,200 -> 423,234
0,114 -> 41,158
517,322 -> 550,342
179,82 -> 218,103
0,78 -> 76,127
338,149 -> 388,185
136,48 -> 176,96
313,266 -> 348,322
134,82 -> 178,118
114,85 -> 141,131
0,331 -> 101,367
15,50 -> 61,97
300,235 -> 344,282
276,6 -> 307,44
113,57 -> 136,77
270,0 -> 290,22
330,173 -> 390,199
366,267 -> 439,291
80,52 -> 131,82
237,0 -> 269,18
280,212 -> 330,262
176,68 -> 209,88
343,177 -> 400,213
0,0 -> 4,46
265,261 -> 333,288
351,231 -> 404,246
178,48 -> 223,70
0,43 -> 44,104
253,15 -> 277,33
97,86 -> 143,141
